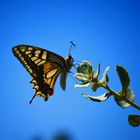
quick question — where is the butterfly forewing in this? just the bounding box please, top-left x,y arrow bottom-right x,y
12,45 -> 69,103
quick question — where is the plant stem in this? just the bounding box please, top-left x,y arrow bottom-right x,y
103,85 -> 140,110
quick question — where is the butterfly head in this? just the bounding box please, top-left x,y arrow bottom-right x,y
65,55 -> 74,70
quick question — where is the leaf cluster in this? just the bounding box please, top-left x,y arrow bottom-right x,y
74,61 -> 140,127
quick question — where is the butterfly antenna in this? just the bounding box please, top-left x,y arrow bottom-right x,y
69,41 -> 76,55
29,94 -> 36,104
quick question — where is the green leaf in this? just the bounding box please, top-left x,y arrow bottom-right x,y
77,61 -> 93,75
100,66 -> 110,84
114,88 -> 135,108
75,82 -> 91,88
81,92 -> 111,102
116,65 -> 130,93
74,73 -> 88,82
94,63 -> 100,79
128,115 -> 140,127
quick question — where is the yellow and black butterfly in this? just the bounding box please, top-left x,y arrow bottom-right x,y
12,42 -> 75,104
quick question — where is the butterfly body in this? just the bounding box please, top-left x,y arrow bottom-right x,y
12,45 -> 74,103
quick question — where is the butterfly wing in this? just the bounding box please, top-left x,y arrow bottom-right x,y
12,45 -> 68,103
60,71 -> 68,90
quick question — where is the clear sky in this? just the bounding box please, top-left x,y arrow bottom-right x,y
1,0 -> 140,140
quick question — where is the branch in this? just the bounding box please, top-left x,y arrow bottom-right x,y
103,85 -> 140,110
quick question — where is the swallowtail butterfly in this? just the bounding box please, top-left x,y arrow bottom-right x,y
12,43 -> 74,104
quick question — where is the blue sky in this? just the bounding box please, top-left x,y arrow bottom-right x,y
1,0 -> 140,140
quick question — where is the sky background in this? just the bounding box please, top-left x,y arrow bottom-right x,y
1,0 -> 140,140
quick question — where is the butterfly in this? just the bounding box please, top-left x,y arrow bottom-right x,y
12,42 -> 75,104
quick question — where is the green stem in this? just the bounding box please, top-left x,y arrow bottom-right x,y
103,84 -> 140,110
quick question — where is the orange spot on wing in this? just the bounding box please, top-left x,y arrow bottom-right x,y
47,88 -> 53,96
43,62 -> 58,73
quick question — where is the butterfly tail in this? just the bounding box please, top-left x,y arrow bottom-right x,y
29,94 -> 36,104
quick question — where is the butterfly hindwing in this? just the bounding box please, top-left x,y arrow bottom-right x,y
29,62 -> 61,103
12,45 -> 68,103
